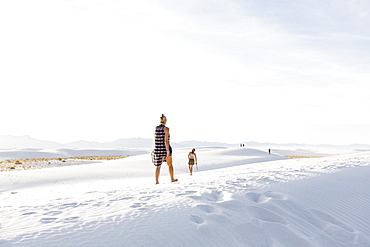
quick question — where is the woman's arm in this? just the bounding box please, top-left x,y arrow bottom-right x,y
164,127 -> 170,156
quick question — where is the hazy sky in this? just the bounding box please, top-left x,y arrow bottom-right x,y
1,0 -> 370,145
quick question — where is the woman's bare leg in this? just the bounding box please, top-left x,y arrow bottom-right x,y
166,155 -> 178,182
155,165 -> 161,184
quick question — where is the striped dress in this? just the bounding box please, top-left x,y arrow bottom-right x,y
152,124 -> 170,166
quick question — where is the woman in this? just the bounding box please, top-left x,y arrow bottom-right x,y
153,114 -> 178,184
188,148 -> 197,175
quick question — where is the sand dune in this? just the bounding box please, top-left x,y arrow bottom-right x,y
1,147 -> 370,246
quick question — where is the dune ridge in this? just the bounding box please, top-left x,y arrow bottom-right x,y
1,148 -> 370,246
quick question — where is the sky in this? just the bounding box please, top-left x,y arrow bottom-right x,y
1,0 -> 370,145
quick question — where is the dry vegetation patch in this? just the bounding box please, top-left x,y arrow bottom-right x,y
284,155 -> 325,159
0,156 -> 127,172
71,156 -> 127,160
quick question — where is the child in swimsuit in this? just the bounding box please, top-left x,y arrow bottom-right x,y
188,148 -> 197,175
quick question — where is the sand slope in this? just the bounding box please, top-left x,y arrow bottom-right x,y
1,148 -> 370,246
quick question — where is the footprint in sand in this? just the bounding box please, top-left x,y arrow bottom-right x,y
139,196 -> 152,201
92,202 -> 105,207
202,190 -> 223,202
263,191 -> 287,200
110,196 -> 134,202
40,218 -> 58,223
61,202 -> 79,208
245,191 -> 287,204
185,190 -> 197,194
22,212 -> 37,216
43,211 -> 63,216
207,213 -> 231,223
226,178 -> 248,187
188,190 -> 223,202
130,202 -> 147,208
247,206 -> 287,225
189,215 -> 204,224
85,191 -> 98,194
218,199 -> 246,211
196,204 -> 231,223
62,217 -> 80,223
176,190 -> 197,197
189,215 -> 215,236
196,204 -> 218,214
309,209 -> 357,244
233,216 -> 311,246
245,192 -> 266,203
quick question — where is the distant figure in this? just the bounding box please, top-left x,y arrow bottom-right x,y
269,149 -> 271,155
188,148 -> 197,175
152,114 -> 178,184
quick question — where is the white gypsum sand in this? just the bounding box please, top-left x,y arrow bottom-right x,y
1,147 -> 370,246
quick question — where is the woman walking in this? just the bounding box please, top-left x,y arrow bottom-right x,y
153,114 -> 178,184
188,148 -> 197,175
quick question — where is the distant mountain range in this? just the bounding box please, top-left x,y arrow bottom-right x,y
0,135 -> 234,149
0,135 -> 151,149
0,135 -> 63,149
1,135 -> 370,151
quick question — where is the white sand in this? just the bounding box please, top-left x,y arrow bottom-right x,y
1,147 -> 370,246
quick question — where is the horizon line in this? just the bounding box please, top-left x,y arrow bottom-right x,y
1,135 -> 370,147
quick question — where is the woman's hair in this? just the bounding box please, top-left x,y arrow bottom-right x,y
160,114 -> 167,124
192,148 -> 195,153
